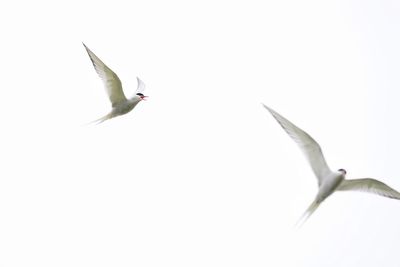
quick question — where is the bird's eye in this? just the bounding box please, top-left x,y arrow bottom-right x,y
136,93 -> 144,97
338,169 -> 347,175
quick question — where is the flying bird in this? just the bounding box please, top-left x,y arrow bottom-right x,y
83,43 -> 147,124
262,103 -> 400,226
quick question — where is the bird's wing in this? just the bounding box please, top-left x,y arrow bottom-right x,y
83,43 -> 127,107
262,104 -> 331,185
136,77 -> 146,94
337,178 -> 400,200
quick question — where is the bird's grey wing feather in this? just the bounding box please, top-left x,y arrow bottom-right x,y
337,178 -> 400,200
136,77 -> 146,94
83,43 -> 127,107
262,104 -> 331,185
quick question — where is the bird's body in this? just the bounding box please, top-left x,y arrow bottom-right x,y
262,104 -> 400,226
82,43 -> 147,124
316,171 -> 344,203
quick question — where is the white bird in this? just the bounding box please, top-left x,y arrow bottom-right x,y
83,43 -> 147,124
262,103 -> 400,226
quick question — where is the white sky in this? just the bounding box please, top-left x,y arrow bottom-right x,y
1,0 -> 400,266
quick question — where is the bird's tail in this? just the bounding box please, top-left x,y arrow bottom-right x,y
295,199 -> 320,228
86,113 -> 112,125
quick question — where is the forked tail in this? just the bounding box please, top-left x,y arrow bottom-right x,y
295,199 -> 320,228
86,113 -> 112,125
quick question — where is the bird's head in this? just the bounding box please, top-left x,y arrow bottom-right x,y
136,93 -> 148,101
338,169 -> 347,176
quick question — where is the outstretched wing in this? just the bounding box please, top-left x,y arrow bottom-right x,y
83,43 -> 127,107
338,178 -> 400,200
262,104 -> 331,186
136,77 -> 146,94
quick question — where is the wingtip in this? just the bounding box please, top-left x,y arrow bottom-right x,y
136,77 -> 146,93
261,103 -> 272,112
136,77 -> 144,86
82,42 -> 90,53
82,42 -> 92,53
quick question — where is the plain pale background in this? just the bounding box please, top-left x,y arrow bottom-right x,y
0,0 -> 400,266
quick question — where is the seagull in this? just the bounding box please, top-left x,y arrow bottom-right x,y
83,43 -> 147,124
262,103 -> 400,226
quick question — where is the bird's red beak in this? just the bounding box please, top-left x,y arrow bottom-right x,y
141,95 -> 148,101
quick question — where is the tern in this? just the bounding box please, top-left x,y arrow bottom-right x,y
262,103 -> 400,226
83,43 -> 147,124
